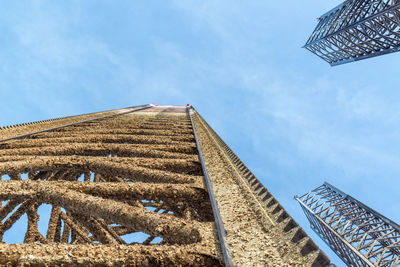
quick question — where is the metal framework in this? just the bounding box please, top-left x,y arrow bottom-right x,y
305,0 -> 400,66
296,182 -> 400,266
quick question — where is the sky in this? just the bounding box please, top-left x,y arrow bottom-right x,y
1,1 -> 400,265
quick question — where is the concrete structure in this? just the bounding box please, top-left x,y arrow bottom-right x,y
0,104 -> 330,266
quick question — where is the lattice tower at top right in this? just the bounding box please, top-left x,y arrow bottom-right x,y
304,0 -> 400,66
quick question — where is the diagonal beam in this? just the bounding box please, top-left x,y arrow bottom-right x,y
0,180 -> 201,244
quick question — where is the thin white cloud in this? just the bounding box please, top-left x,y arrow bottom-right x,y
1,2 -> 399,262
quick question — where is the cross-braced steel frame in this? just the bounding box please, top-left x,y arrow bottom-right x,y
295,182 -> 400,267
304,0 -> 400,66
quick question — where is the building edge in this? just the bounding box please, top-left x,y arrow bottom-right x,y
191,107 -> 332,267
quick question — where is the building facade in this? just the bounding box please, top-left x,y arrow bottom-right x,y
0,104 -> 330,266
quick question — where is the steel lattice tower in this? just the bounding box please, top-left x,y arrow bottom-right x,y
0,104 -> 331,266
305,0 -> 400,66
296,182 -> 400,267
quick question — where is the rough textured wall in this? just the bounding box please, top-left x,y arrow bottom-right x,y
191,109 -> 330,267
0,105 -> 330,266
0,107 -> 135,140
0,106 -> 223,266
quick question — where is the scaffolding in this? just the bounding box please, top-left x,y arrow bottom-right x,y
305,0 -> 400,66
296,182 -> 400,266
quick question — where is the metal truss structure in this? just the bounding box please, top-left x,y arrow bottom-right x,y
304,0 -> 400,66
296,182 -> 400,266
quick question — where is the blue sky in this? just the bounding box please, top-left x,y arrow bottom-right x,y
1,1 -> 400,265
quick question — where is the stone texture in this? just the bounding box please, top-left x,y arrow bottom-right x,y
0,107 -> 223,266
191,110 -> 330,267
0,105 -> 330,266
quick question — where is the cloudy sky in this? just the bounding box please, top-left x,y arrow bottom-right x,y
1,1 -> 400,265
